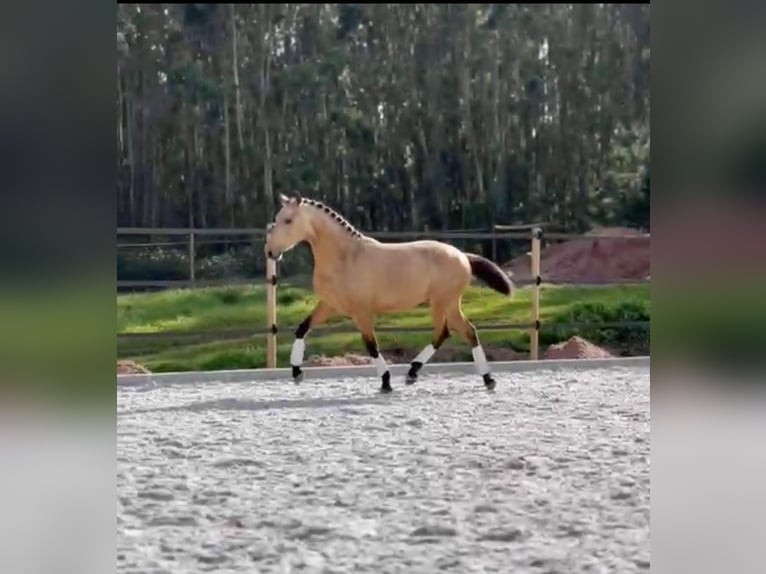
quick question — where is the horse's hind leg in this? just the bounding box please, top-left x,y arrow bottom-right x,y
291,301 -> 335,383
446,303 -> 496,390
406,304 -> 450,385
353,314 -> 391,393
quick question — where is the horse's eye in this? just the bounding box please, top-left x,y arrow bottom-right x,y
284,218 -> 293,225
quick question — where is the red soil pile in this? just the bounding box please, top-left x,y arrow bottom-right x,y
117,360 -> 151,375
543,336 -> 614,360
503,226 -> 650,283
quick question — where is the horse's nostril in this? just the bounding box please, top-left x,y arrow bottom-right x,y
267,250 -> 274,258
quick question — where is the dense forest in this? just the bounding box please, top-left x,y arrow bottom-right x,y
117,3 -> 650,233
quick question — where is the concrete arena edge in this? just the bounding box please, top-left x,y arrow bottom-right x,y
117,356 -> 650,387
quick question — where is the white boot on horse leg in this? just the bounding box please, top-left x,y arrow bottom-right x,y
374,353 -> 391,393
472,344 -> 496,391
406,344 -> 435,384
290,302 -> 335,384
406,322 -> 449,385
362,332 -> 391,393
290,314 -> 311,383
290,338 -> 306,383
447,309 -> 497,391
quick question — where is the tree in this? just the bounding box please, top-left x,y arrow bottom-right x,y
117,3 -> 651,250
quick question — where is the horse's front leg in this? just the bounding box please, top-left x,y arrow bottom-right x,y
353,314 -> 391,394
291,301 -> 335,383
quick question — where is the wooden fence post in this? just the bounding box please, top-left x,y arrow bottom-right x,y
188,231 -> 196,285
266,255 -> 277,368
530,227 -> 542,360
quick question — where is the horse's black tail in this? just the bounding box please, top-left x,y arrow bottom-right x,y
466,254 -> 514,297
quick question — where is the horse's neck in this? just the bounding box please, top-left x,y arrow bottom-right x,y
307,218 -> 356,271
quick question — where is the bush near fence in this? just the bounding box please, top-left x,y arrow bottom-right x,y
117,243 -> 322,285
541,300 -> 650,355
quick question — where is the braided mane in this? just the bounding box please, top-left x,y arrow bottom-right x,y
301,198 -> 362,239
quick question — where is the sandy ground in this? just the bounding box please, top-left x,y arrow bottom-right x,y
305,344 -> 526,367
117,366 -> 649,573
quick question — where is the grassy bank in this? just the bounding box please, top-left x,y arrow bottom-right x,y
118,283 -> 649,372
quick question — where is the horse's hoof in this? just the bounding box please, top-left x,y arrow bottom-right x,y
381,372 -> 392,393
292,366 -> 303,384
406,362 -> 422,385
483,374 -> 497,391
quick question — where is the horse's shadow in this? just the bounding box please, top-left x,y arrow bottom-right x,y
123,394 -> 393,416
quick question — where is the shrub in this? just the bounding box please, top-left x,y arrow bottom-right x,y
196,245 -> 265,280
117,248 -> 189,281
277,288 -> 302,306
542,300 -> 650,353
118,244 -> 268,283
215,288 -> 242,305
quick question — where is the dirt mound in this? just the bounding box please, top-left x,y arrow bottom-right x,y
543,336 -> 614,360
503,227 -> 650,283
118,360 -> 151,375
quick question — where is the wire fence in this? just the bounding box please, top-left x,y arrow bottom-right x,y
117,225 -> 650,290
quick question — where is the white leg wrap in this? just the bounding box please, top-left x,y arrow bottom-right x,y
290,338 -> 306,366
373,354 -> 388,377
472,345 -> 489,376
413,344 -> 436,365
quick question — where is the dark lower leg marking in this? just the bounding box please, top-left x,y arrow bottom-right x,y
381,371 -> 392,393
435,324 -> 450,348
295,315 -> 312,338
467,326 -> 479,347
363,335 -> 379,358
407,362 -> 423,380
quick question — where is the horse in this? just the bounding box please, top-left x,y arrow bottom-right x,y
264,194 -> 515,393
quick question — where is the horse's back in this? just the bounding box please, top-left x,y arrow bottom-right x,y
367,238 -> 467,268
374,237 -> 463,256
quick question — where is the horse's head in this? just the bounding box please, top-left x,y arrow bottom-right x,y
265,194 -> 312,260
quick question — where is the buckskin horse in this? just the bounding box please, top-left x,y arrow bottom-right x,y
265,194 -> 514,393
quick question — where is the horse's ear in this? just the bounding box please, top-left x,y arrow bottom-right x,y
294,193 -> 303,205
279,193 -> 290,206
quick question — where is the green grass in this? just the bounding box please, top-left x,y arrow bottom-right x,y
118,283 -> 650,372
